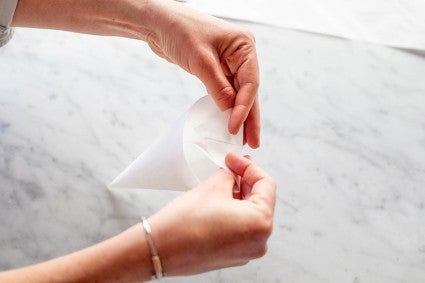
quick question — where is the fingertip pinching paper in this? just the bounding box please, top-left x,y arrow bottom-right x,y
109,95 -> 243,191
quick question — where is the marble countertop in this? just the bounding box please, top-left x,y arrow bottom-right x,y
1,21 -> 424,283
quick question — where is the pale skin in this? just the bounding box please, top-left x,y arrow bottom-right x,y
2,0 -> 274,281
0,153 -> 276,282
12,0 -> 260,147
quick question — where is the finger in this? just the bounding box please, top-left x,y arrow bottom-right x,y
225,153 -> 276,207
233,75 -> 240,91
244,98 -> 260,148
240,155 -> 252,195
233,188 -> 242,200
227,50 -> 259,137
232,175 -> 243,200
225,153 -> 267,187
228,80 -> 257,135
240,179 -> 252,199
221,57 -> 233,77
193,52 -> 236,111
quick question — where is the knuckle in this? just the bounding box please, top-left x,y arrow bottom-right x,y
237,29 -> 256,43
249,213 -> 273,240
262,210 -> 274,235
266,177 -> 277,191
235,260 -> 250,267
252,243 -> 268,259
246,81 -> 260,92
214,85 -> 236,105
260,217 -> 274,238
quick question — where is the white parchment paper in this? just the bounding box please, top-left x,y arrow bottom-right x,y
109,95 -> 243,190
189,0 -> 425,51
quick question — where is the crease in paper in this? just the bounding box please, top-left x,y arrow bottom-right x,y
109,95 -> 243,191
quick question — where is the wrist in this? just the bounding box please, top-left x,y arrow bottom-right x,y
98,0 -> 182,41
148,214 -> 178,276
110,223 -> 158,282
147,212 -> 204,276
88,0 -> 157,40
12,0 -> 159,40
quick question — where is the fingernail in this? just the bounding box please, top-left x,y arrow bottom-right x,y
250,138 -> 260,149
228,120 -> 241,135
228,113 -> 242,135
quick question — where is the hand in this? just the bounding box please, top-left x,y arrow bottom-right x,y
149,152 -> 276,275
12,0 -> 260,147
146,0 -> 260,148
0,152 -> 275,282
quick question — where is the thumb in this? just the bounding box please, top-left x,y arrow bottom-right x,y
201,168 -> 236,198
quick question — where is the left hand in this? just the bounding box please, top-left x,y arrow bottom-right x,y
145,0 -> 260,148
12,0 -> 260,147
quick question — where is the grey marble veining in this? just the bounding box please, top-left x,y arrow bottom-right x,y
1,21 -> 425,283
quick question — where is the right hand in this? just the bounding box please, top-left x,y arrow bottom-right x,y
149,152 -> 276,275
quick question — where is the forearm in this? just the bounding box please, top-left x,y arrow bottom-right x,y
11,0 -> 158,40
0,224 -> 154,283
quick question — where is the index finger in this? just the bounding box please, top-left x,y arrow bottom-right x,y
225,152 -> 276,207
227,50 -> 260,145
